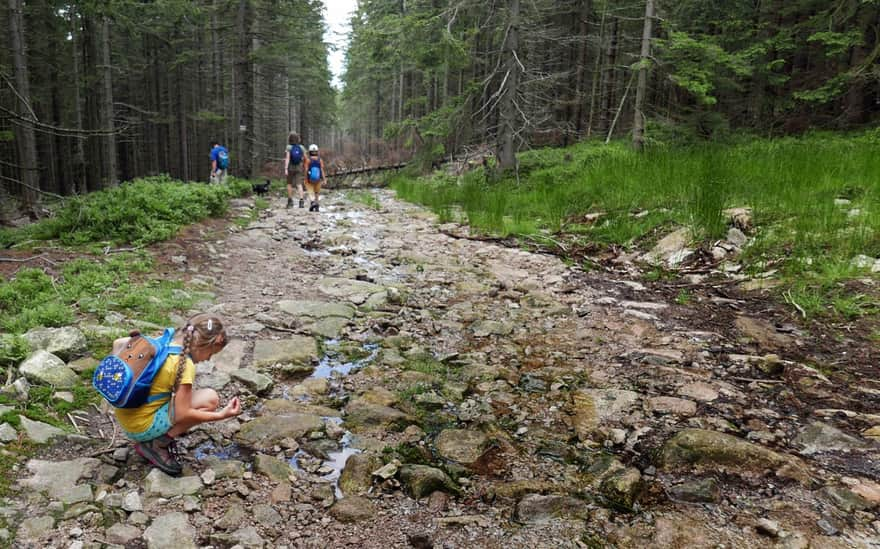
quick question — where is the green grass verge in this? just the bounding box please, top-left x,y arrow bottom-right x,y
0,175 -> 251,248
347,190 -> 382,210
391,132 -> 880,319
0,252 -> 202,333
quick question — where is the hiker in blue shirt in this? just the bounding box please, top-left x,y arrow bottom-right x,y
209,141 -> 229,184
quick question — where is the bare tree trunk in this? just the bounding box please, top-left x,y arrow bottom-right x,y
573,0 -> 592,139
7,0 -> 39,207
497,0 -> 521,172
599,16 -> 618,136
70,9 -> 87,194
177,59 -> 189,181
236,0 -> 254,177
98,16 -> 118,187
632,0 -> 654,151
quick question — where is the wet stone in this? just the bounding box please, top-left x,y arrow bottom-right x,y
254,453 -> 292,482
339,453 -> 382,495
252,337 -> 318,368
231,368 -> 274,394
399,465 -> 459,499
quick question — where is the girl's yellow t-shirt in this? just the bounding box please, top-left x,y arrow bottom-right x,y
114,354 -> 195,434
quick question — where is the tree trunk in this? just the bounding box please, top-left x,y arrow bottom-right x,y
7,0 -> 39,207
70,9 -> 87,194
632,0 -> 654,151
236,0 -> 254,177
98,16 -> 118,187
497,0 -> 521,173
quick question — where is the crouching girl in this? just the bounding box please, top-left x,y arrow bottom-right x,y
112,313 -> 241,475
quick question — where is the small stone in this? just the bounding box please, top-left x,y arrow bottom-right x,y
677,382 -> 719,403
726,227 -> 748,247
669,478 -> 720,503
182,495 -> 200,512
112,447 -> 130,462
756,518 -> 780,538
330,496 -> 376,523
144,469 -> 202,497
428,491 -> 450,512
645,396 -> 697,417
816,518 -> 839,536
200,469 -> 216,485
122,491 -> 142,512
106,523 -> 141,545
0,423 -> 17,443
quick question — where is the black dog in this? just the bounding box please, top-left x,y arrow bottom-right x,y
252,180 -> 270,196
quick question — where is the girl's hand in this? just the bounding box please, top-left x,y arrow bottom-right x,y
221,396 -> 242,418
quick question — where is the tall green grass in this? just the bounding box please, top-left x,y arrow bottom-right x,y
392,132 -> 880,317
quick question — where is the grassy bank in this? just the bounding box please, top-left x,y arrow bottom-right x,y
0,175 -> 251,248
391,132 -> 880,319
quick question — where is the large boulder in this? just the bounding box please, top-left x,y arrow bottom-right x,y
338,453 -> 382,495
235,413 -> 323,449
793,422 -> 869,455
18,350 -> 79,388
317,277 -> 387,306
277,300 -> 356,320
659,429 -> 811,484
251,337 -> 318,368
18,416 -> 65,444
345,399 -> 414,432
22,327 -> 87,361
19,458 -> 99,499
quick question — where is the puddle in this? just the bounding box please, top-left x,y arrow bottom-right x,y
284,419 -> 361,498
322,431 -> 361,499
194,440 -> 250,462
310,341 -> 380,379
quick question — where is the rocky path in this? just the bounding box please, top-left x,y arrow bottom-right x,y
4,190 -> 880,548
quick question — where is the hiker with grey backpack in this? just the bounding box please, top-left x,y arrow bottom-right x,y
93,313 -> 241,475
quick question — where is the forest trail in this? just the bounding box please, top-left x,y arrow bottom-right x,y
6,188 -> 880,548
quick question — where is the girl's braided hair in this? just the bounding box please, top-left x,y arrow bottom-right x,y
173,313 -> 226,392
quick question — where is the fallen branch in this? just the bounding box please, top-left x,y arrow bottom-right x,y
731,377 -> 787,384
0,254 -> 46,263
